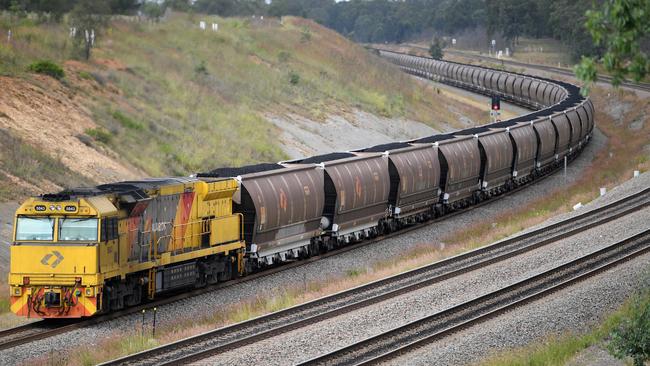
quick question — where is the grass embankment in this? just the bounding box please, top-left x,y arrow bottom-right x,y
32,84 -> 650,366
0,13 -> 480,181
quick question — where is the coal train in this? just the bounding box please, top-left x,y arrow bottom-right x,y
9,50 -> 594,318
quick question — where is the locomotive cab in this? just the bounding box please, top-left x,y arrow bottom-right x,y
9,197 -> 110,318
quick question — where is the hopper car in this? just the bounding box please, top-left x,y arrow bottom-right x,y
9,50 -> 594,318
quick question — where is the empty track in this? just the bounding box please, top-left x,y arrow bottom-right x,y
99,187 -> 650,366
300,228 -> 650,366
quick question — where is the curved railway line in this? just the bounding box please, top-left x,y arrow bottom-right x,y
98,188 -> 650,366
397,43 -> 650,93
3,45 -> 612,364
300,228 -> 650,366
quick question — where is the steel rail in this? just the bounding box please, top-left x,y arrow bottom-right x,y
300,229 -> 650,366
98,187 -> 650,366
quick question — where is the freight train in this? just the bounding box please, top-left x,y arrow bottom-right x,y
9,50 -> 594,318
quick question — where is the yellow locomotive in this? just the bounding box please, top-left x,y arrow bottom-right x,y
9,177 -> 244,318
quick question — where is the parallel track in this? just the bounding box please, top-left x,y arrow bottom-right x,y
99,188 -> 650,366
300,228 -> 650,366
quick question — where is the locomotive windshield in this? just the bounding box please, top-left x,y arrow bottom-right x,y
59,218 -> 98,241
15,217 -> 54,241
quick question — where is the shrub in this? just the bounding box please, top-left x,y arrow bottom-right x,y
195,60 -> 208,76
277,51 -> 291,63
289,71 -> 300,85
85,128 -> 112,144
27,60 -> 65,79
608,290 -> 650,366
429,38 -> 444,60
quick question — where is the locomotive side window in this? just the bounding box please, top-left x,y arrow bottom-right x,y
15,216 -> 54,241
101,217 -> 119,242
59,218 -> 98,241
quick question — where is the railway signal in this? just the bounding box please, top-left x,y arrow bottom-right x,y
490,95 -> 501,122
491,95 -> 501,110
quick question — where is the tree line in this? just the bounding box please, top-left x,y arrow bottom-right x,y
0,0 -> 614,60
2,0 -> 647,82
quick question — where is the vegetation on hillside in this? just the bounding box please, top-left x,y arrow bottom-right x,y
0,12 -> 478,190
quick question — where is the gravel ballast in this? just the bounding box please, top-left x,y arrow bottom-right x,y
0,130 -> 617,365
390,253 -> 650,366
192,206 -> 650,365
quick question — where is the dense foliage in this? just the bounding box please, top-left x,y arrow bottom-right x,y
576,0 -> 650,91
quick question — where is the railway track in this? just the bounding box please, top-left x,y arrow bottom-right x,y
0,135 -> 583,352
99,187 -> 650,366
398,44 -> 650,93
300,228 -> 650,366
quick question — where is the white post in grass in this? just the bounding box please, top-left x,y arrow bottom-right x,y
600,187 -> 607,196
7,29 -> 11,43
634,170 -> 640,178
199,21 -> 206,30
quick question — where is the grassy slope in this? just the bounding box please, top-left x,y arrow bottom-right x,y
0,13 -> 480,183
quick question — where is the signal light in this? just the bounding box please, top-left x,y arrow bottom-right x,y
491,96 -> 501,111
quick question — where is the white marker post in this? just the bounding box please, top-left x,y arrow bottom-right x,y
600,187 -> 607,196
212,23 -> 218,31
199,21 -> 206,30
634,170 -> 640,178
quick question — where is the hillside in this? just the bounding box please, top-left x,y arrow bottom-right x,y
0,13 -> 487,201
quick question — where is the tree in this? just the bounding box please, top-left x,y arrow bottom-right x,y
429,37 -> 445,59
575,0 -> 650,92
68,0 -> 110,60
608,291 -> 650,366
142,2 -> 166,22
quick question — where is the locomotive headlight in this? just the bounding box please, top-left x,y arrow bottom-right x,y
84,287 -> 94,297
50,205 -> 55,211
12,287 -> 22,297
56,205 -> 62,211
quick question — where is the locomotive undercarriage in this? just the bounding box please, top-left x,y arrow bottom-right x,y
101,253 -> 238,313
